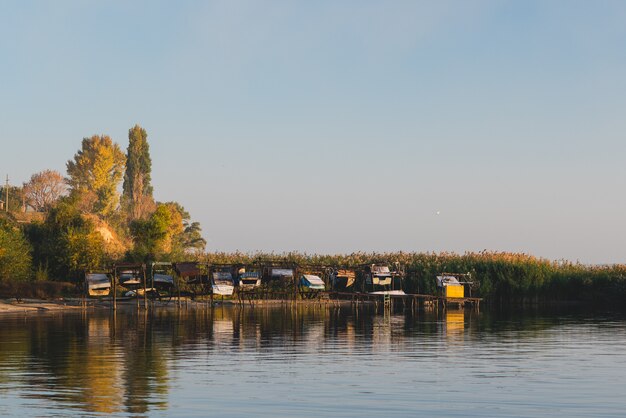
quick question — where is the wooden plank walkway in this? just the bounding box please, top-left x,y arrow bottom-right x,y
327,291 -> 482,310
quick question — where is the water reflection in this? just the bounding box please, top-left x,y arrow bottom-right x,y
0,305 -> 625,417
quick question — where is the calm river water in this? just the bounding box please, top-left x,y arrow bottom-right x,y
1,305 -> 625,417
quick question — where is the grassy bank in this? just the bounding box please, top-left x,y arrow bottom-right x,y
0,281 -> 77,301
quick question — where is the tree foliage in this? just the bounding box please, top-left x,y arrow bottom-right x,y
0,216 -> 32,282
12,126 -> 208,285
66,135 -> 126,217
129,204 -> 172,260
122,125 -> 154,220
1,185 -> 26,212
23,169 -> 66,212
28,198 -> 107,281
161,202 -> 206,257
129,202 -> 206,261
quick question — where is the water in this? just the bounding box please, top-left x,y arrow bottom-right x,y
1,305 -> 626,417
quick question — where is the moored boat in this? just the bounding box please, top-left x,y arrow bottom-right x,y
85,273 -> 111,297
364,263 -> 404,294
211,271 -> 235,296
329,268 -> 356,291
153,273 -> 175,288
270,268 -> 295,282
299,274 -> 325,290
119,270 -> 142,288
238,270 -> 261,289
151,262 -> 176,297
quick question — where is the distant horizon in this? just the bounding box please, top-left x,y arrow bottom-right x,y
2,1 -> 626,264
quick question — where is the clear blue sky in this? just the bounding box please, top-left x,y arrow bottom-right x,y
2,1 -> 626,263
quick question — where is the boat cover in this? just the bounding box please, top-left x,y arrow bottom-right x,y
271,268 -> 293,277
174,262 -> 204,277
371,265 -> 391,276
86,273 -> 110,290
239,271 -> 261,287
436,275 -> 461,288
337,269 -> 356,278
333,270 -> 356,288
241,272 -> 259,279
213,272 -> 233,281
213,272 -> 234,285
120,271 -> 141,285
153,274 -> 174,286
300,274 -> 325,290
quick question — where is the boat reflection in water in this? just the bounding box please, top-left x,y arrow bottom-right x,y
1,305 -> 625,417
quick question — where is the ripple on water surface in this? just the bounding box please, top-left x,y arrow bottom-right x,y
0,307 -> 626,417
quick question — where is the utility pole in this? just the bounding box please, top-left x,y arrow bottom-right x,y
4,175 -> 8,213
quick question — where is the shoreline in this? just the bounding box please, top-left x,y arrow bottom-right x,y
0,299 -> 85,314
0,297 -> 371,315
1,296 -> 605,317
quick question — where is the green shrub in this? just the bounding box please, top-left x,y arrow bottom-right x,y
0,217 -> 32,283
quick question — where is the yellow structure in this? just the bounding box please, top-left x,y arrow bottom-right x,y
444,284 -> 464,298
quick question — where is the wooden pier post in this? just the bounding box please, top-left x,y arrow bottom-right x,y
143,267 -> 148,310
82,277 -> 86,310
113,272 -> 117,311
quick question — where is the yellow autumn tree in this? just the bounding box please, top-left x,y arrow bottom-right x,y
66,135 -> 126,217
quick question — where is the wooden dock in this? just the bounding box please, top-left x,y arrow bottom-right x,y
89,290 -> 482,312
327,291 -> 481,311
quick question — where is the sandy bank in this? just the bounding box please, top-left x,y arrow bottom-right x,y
0,297 -> 367,315
0,299 -> 84,314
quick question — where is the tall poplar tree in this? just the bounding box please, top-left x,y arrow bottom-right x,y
122,124 -> 154,220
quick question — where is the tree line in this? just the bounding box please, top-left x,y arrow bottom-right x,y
0,125 -> 206,284
2,126 -> 626,305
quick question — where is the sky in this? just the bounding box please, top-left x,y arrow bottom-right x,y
1,1 -> 626,264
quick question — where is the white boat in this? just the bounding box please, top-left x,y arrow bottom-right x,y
370,290 -> 405,295
86,273 -> 111,296
124,288 -> 155,297
366,265 -> 392,286
212,272 -> 235,296
365,264 -> 404,294
239,271 -> 261,289
437,275 -> 461,287
300,274 -> 325,290
119,270 -> 142,287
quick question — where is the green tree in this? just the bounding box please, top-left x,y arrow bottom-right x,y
0,216 -> 32,282
129,204 -> 173,260
122,125 -> 155,220
129,202 -> 206,260
160,202 -> 206,257
1,185 -> 27,213
28,198 -> 106,281
66,135 -> 126,217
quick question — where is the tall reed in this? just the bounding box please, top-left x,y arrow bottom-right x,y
200,251 -> 626,305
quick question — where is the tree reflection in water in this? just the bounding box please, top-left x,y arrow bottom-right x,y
0,305 -> 487,415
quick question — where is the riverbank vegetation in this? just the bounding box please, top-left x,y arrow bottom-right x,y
201,251 -> 626,307
1,124 -> 206,294
2,125 -> 625,306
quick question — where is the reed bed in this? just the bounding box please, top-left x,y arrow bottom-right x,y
204,251 -> 626,306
